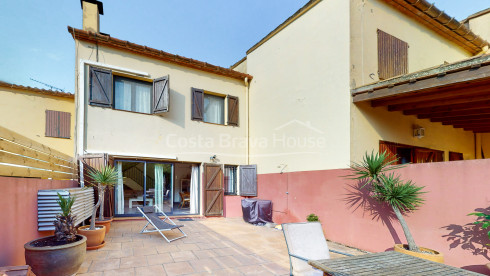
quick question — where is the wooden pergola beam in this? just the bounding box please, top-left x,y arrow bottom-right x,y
432,114 -> 490,123
388,94 -> 490,111
403,101 -> 490,116
418,108 -> 490,119
372,83 -> 489,107
353,65 -> 490,102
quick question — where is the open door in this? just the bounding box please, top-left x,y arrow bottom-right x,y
204,163 -> 223,216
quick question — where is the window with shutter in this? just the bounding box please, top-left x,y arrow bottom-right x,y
153,76 -> 169,114
227,95 -> 239,126
239,165 -> 257,196
114,76 -> 152,114
45,110 -> 71,139
89,67 -> 113,106
224,165 -> 238,195
377,30 -> 408,80
191,88 -> 204,121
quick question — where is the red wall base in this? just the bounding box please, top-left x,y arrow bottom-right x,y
0,177 -> 77,266
224,159 -> 490,274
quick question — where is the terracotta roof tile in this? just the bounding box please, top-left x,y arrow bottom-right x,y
0,81 -> 74,99
68,27 -> 253,81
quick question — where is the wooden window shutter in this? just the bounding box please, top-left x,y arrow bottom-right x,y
89,67 -> 113,107
377,30 -> 408,80
191,88 -> 204,121
239,165 -> 257,196
379,140 -> 398,164
227,95 -> 239,126
152,75 -> 169,113
46,110 -> 71,138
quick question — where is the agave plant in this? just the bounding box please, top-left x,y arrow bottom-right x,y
87,165 -> 118,230
54,193 -> 77,242
349,151 -> 425,252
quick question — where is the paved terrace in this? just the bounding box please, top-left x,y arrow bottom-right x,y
77,217 -> 365,276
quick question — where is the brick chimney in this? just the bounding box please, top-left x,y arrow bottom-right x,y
81,0 -> 104,33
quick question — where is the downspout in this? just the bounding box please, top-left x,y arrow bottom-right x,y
245,77 -> 250,165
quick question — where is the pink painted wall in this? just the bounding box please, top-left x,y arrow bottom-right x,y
0,177 -> 78,266
224,159 -> 490,274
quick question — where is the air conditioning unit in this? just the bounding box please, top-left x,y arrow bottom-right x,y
413,127 -> 425,139
37,187 -> 94,231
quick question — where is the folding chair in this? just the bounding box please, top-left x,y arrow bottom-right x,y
282,222 -> 352,276
137,205 -> 187,243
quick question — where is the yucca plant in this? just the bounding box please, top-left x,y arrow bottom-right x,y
54,193 -> 77,242
87,165 -> 118,230
349,151 -> 425,252
468,212 -> 490,246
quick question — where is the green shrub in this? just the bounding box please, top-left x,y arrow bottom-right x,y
306,213 -> 319,222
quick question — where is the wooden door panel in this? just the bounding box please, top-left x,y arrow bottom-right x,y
204,164 -> 223,216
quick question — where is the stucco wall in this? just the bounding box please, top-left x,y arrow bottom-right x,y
76,42 -> 248,165
350,102 -> 476,162
224,160 -> 490,273
0,87 -> 75,156
0,177 -> 78,266
349,0 -> 475,163
247,0 -> 351,174
467,12 -> 490,42
350,0 -> 471,88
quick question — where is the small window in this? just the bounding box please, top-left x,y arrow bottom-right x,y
114,76 -> 152,114
203,93 -> 225,124
224,165 -> 238,195
45,110 -> 71,139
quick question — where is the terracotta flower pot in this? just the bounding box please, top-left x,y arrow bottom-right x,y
94,218 -> 113,233
394,244 -> 444,263
78,225 -> 106,250
24,234 -> 86,276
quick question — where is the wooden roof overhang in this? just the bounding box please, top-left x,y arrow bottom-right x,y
352,54 -> 490,133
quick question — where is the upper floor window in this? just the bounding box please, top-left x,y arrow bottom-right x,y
377,30 -> 408,80
89,66 -> 169,114
203,93 -> 224,124
114,76 -> 152,114
191,88 -> 239,126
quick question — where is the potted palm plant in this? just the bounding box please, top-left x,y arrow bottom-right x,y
25,193 -> 86,276
349,151 -> 443,263
78,165 -> 118,249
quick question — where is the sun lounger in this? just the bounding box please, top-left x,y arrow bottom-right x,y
137,205 -> 187,243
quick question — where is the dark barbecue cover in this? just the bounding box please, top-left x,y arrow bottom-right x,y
241,198 -> 272,225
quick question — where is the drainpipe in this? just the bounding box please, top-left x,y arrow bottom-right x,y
245,77 -> 250,165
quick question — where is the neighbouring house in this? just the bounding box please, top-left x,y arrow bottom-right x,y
229,0 -> 490,271
0,81 -> 75,157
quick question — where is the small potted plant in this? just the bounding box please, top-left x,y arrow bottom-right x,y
78,165 -> 118,249
25,193 -> 86,276
307,213 -> 319,222
348,151 -> 443,263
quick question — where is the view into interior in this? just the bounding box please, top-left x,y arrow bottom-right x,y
379,140 -> 465,164
114,161 -> 199,216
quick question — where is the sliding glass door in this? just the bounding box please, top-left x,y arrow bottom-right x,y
114,160 -> 199,216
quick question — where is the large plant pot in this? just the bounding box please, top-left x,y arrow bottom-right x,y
24,234 -> 86,276
78,225 -> 106,250
94,218 -> 113,233
394,244 -> 444,263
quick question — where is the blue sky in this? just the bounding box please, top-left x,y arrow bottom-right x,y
0,0 -> 488,93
